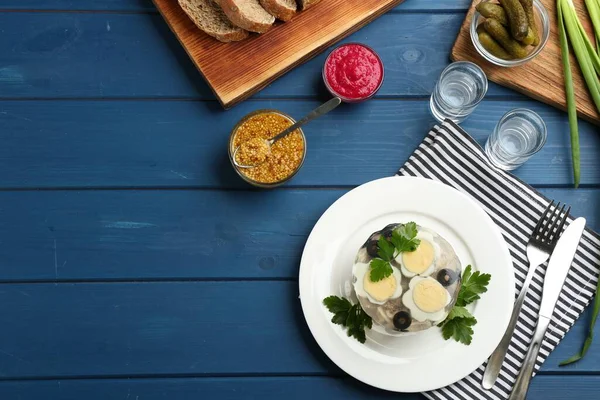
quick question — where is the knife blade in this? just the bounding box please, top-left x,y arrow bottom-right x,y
507,217 -> 586,400
539,217 -> 586,320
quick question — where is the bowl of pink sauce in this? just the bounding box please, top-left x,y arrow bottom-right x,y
322,43 -> 384,102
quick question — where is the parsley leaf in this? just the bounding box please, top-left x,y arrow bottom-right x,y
369,258 -> 393,282
455,265 -> 491,307
368,222 -> 422,283
440,265 -> 491,345
441,316 -> 477,345
331,312 -> 349,325
377,235 -> 395,261
443,306 -> 474,323
390,230 -> 421,253
397,222 -> 418,240
323,296 -> 372,343
437,307 -> 473,328
323,296 -> 352,314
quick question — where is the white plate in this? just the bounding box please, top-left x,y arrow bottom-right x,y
299,176 -> 515,392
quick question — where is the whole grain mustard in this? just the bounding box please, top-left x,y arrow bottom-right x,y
231,112 -> 305,184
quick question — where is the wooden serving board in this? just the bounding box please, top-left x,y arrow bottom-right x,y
452,0 -> 600,125
153,0 -> 404,108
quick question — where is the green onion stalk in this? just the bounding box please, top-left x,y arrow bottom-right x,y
557,1 -> 581,187
557,0 -> 600,189
557,0 -> 600,367
585,0 -> 600,55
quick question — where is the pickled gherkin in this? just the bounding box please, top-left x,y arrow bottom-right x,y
499,0 -> 529,41
518,0 -> 540,45
478,30 -> 512,59
483,18 -> 529,58
520,27 -> 537,45
476,2 -> 508,26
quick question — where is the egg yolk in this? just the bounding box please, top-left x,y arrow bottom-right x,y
402,240 -> 434,274
363,273 -> 397,302
412,279 -> 447,313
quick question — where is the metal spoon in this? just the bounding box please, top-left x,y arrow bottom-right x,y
232,97 -> 342,169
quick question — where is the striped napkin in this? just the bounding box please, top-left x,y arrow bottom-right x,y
396,120 -> 600,400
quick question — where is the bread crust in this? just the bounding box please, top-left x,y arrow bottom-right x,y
297,0 -> 321,10
215,0 -> 275,33
179,0 -> 249,42
260,0 -> 296,21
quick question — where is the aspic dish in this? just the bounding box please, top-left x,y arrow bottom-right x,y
323,219 -> 491,346
352,223 -> 462,334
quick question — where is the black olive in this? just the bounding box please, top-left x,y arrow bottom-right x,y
381,224 -> 397,239
393,311 -> 412,331
437,269 -> 458,287
365,240 -> 379,258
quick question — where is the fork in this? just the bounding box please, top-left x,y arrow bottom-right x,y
482,201 -> 570,389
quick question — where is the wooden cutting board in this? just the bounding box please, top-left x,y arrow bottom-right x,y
153,0 -> 404,108
451,0 -> 600,125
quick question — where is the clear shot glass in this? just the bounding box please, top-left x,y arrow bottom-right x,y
485,108 -> 547,171
430,61 -> 488,124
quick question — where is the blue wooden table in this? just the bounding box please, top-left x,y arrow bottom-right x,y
0,1 -> 598,399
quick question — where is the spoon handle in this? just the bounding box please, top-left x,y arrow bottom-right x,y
269,97 -> 342,144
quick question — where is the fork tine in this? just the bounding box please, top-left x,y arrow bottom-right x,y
552,206 -> 571,245
546,203 -> 566,241
533,201 -> 554,238
537,201 -> 557,239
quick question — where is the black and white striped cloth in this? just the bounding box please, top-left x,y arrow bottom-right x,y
396,120 -> 600,400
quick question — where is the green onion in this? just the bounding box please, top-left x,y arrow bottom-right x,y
594,0 -> 600,55
558,0 -> 581,188
578,1 -> 600,73
558,1 -> 600,365
557,0 -> 600,189
558,0 -> 600,364
593,0 -> 600,54
585,0 -> 600,40
562,1 -> 600,110
560,272 -> 600,365
576,21 -> 600,75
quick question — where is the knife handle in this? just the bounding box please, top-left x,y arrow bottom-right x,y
482,267 -> 535,389
508,315 -> 551,400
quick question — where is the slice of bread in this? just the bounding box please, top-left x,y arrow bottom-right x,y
179,0 -> 249,42
214,0 -> 275,33
259,0 -> 296,21
296,0 -> 320,10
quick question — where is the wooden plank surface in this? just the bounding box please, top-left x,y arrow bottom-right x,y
451,0 -> 600,125
0,12 -> 523,100
0,189 -> 334,281
0,99 -> 598,188
0,376 -> 597,400
0,188 -> 595,282
0,3 -> 599,400
152,0 -> 405,108
0,281 -> 599,377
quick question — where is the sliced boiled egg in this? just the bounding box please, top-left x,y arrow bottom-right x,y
402,276 -> 451,323
352,262 -> 403,305
395,230 -> 441,277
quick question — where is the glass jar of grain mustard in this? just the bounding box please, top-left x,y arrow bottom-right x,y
228,109 -> 307,188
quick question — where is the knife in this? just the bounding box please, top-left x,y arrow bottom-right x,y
507,217 -> 586,400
